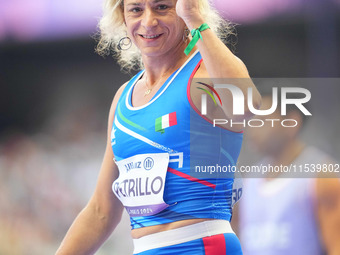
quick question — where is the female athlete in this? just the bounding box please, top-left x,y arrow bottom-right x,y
56,0 -> 261,254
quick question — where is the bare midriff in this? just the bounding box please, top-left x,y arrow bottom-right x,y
131,218 -> 213,239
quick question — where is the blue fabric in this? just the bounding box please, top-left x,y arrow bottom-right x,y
134,233 -> 243,255
111,51 -> 244,229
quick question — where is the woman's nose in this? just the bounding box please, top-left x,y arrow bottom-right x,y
141,8 -> 158,28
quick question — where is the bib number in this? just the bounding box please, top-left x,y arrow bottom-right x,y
112,153 -> 170,217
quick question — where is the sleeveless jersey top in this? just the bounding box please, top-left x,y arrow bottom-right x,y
111,51 -> 244,229
239,146 -> 329,255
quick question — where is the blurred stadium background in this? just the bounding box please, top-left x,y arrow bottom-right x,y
1,0 -> 339,254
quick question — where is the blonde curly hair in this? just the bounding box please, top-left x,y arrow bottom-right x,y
96,0 -> 235,72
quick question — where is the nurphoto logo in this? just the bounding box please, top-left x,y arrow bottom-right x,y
198,82 -> 312,128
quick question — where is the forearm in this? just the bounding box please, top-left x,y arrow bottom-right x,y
56,202 -> 122,255
183,15 -> 261,119
186,17 -> 249,79
177,2 -> 247,79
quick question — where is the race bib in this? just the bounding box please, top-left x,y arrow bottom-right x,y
112,153 -> 170,217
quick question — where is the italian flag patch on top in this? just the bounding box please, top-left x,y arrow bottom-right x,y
155,112 -> 177,134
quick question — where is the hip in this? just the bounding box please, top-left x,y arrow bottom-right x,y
133,219 -> 243,255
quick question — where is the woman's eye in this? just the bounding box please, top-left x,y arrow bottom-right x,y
130,7 -> 142,13
157,5 -> 168,10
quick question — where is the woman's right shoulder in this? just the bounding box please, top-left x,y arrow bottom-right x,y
116,81 -> 129,99
107,81 -> 129,120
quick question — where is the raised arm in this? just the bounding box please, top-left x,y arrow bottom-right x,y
56,83 -> 127,255
177,0 -> 261,122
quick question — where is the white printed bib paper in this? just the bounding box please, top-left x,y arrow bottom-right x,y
113,153 -> 170,217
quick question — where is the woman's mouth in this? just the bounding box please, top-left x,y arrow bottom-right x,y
140,34 -> 163,40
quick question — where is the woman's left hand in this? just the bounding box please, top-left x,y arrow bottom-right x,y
176,0 -> 204,26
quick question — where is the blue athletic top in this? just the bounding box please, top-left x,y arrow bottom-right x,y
111,51 -> 243,229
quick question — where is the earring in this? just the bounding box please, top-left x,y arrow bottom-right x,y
183,28 -> 190,42
117,36 -> 132,51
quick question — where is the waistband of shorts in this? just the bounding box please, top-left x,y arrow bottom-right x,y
133,219 -> 234,254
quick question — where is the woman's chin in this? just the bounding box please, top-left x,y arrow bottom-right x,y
139,47 -> 166,58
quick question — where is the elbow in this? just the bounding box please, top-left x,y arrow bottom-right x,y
87,195 -> 123,227
242,88 -> 262,120
252,90 -> 262,111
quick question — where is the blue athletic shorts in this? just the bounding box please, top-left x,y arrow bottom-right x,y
134,233 -> 243,255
